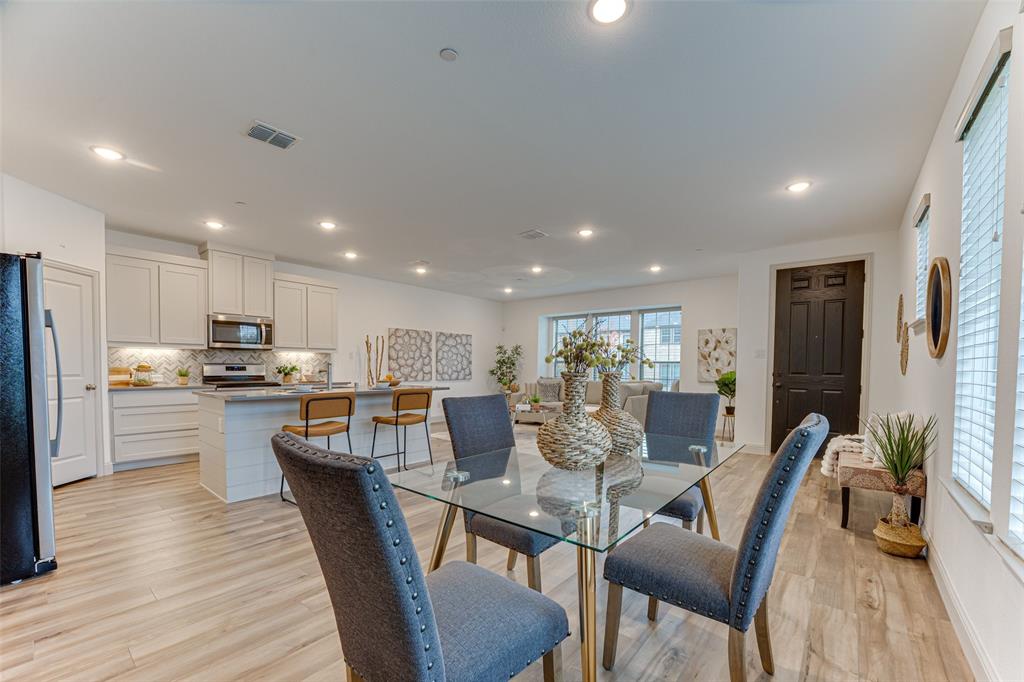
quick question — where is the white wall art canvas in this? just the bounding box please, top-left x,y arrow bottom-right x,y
388,328 -> 433,381
436,332 -> 472,381
697,328 -> 737,382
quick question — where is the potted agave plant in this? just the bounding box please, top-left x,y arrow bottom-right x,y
593,338 -> 653,456
540,327 -> 612,470
865,413 -> 936,558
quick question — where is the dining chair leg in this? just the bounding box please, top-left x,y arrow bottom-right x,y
424,420 -> 434,465
754,595 -> 775,674
506,549 -> 518,571
697,509 -> 706,535
602,582 -> 623,671
542,642 -> 563,682
647,596 -> 659,622
345,663 -> 364,682
465,532 -> 477,564
682,518 -> 693,531
428,505 -> 458,573
699,478 -> 721,540
526,555 -> 542,592
728,628 -> 747,682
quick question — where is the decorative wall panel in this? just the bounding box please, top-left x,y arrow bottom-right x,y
387,328 -> 433,381
436,332 -> 472,381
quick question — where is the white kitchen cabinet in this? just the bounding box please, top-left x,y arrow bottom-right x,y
306,285 -> 337,350
111,389 -> 199,466
106,254 -> 160,345
158,263 -> 207,347
243,256 -> 274,318
207,250 -> 244,315
273,279 -> 307,349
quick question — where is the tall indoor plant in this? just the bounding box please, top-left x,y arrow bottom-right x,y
489,344 -> 524,393
540,328 -> 612,469
865,413 -> 936,557
593,338 -> 652,456
715,370 -> 736,416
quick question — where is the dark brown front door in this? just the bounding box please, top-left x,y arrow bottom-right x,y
771,260 -> 865,452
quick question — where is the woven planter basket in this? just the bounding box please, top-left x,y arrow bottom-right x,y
873,518 -> 927,558
593,372 -> 644,457
537,371 -> 612,470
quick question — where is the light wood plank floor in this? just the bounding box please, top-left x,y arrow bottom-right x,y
1,429 -> 972,681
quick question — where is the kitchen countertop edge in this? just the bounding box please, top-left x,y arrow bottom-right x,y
193,386 -> 452,402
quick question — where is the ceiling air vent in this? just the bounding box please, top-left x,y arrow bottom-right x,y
246,120 -> 301,150
518,229 -> 549,240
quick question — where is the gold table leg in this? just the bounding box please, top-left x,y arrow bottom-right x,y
698,477 -> 720,541
576,544 -> 598,682
428,504 -> 458,573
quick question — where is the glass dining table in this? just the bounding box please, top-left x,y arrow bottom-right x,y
388,434 -> 743,682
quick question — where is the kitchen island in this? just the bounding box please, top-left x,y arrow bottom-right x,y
196,386 -> 448,502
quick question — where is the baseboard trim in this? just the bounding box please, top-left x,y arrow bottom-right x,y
926,538 -> 999,681
113,453 -> 198,472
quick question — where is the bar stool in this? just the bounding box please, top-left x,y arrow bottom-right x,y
370,387 -> 434,471
280,391 -> 356,504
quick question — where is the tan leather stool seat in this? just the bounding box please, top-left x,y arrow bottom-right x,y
282,421 -> 349,438
372,413 -> 427,426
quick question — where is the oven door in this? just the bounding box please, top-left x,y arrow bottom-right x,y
208,315 -> 274,350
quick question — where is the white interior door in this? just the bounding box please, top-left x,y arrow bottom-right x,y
44,264 -> 100,486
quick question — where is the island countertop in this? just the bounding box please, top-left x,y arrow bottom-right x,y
194,385 -> 450,402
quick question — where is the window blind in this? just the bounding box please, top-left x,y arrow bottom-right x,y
951,57 -> 1010,507
1011,267 -> 1024,545
915,209 -> 930,320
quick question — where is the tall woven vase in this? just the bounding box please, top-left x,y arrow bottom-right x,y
593,372 -> 644,456
537,371 -> 612,470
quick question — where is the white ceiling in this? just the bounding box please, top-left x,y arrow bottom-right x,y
2,1 -> 984,300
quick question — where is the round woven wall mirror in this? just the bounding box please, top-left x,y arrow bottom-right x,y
926,257 -> 951,358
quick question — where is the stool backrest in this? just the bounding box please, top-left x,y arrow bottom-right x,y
299,392 -> 356,420
392,387 -> 432,412
727,413 -> 828,631
271,433 -> 445,681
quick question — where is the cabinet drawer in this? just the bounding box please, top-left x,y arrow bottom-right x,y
113,405 -> 199,436
111,390 -> 199,409
114,431 -> 199,462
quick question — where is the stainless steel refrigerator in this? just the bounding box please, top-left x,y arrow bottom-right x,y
1,252 -> 62,584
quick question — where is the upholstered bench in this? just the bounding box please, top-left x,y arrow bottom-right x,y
836,450 -> 926,528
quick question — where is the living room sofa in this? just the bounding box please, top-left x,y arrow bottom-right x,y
510,378 -> 663,424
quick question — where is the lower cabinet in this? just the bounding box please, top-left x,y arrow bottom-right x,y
111,389 -> 199,465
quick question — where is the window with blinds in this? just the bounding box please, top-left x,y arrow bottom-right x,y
1012,266 -> 1024,545
951,56 -> 1010,507
915,208 -> 930,320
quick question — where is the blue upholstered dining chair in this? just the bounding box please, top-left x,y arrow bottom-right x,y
271,432 -> 569,682
441,394 -> 559,591
600,413 -> 828,682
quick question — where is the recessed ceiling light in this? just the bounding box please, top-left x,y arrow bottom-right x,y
589,0 -> 628,24
503,287 -> 513,294
205,220 -> 224,230
318,221 -> 336,230
344,251 -> 358,260
90,146 -> 125,161
415,266 -> 427,275
786,181 -> 812,193
439,48 -> 458,62
577,227 -> 594,238
531,266 -> 543,274
649,264 -> 662,273
528,510 -> 540,518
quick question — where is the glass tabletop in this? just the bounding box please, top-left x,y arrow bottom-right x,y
389,433 -> 743,552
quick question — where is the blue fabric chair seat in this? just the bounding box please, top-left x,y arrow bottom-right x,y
657,487 -> 704,522
427,560 -> 570,681
465,511 -> 561,557
603,521 -> 736,625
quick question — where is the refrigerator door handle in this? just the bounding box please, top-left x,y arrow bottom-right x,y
44,309 -> 63,459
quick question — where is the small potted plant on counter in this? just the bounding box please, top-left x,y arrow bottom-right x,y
276,364 -> 300,384
716,370 -> 736,416
176,367 -> 190,386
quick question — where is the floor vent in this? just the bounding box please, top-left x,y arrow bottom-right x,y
518,229 -> 549,240
246,120 -> 301,150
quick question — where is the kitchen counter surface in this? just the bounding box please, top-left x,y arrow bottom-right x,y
194,385 -> 449,402
108,383 -> 212,392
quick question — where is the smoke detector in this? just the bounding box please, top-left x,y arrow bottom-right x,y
246,120 -> 301,150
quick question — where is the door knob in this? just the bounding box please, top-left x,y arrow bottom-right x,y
773,382 -> 783,388
85,384 -> 97,391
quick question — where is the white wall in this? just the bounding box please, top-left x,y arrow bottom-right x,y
734,231 -> 902,447
2,174 -> 113,472
501,275 -> 738,394
893,3 -> 1024,679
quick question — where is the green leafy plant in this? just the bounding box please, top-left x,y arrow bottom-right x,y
275,364 -> 300,377
176,367 -> 190,378
489,344 -> 524,389
544,326 -> 605,374
529,393 -> 542,404
865,413 -> 937,527
715,371 -> 736,406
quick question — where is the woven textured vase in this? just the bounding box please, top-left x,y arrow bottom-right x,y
593,372 -> 644,456
537,371 -> 612,470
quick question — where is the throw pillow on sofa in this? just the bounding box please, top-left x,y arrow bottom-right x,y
537,378 -> 562,403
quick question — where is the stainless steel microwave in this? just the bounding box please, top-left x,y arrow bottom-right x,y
207,314 -> 274,350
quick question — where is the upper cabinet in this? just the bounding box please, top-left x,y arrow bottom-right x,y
107,248 -> 207,348
201,244 -> 274,318
273,274 -> 337,351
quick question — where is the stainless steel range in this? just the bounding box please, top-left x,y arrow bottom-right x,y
201,363 -> 281,389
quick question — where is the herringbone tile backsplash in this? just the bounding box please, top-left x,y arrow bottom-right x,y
108,348 -> 330,383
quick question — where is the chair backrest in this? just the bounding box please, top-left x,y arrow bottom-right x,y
727,413 -> 828,631
393,387 -> 433,412
299,391 -> 356,420
442,394 -> 516,460
644,391 -> 720,452
271,433 -> 445,680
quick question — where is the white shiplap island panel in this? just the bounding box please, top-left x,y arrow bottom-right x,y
196,386 -> 447,502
